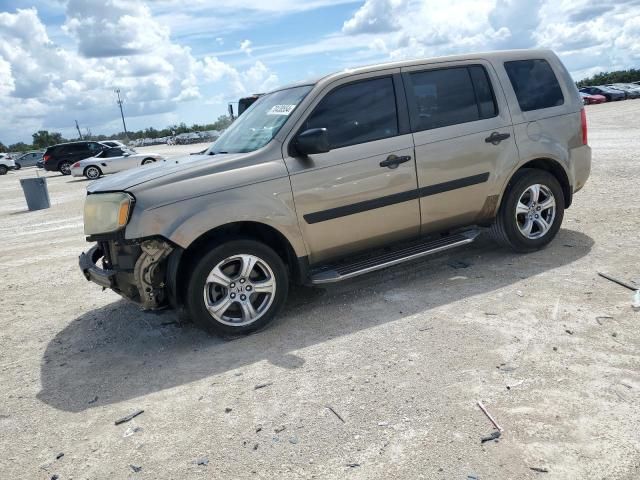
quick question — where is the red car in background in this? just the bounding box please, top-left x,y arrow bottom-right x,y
580,92 -> 606,105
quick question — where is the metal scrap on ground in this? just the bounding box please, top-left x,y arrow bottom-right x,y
114,409 -> 144,425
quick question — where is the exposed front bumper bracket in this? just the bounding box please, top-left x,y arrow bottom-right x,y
79,245 -> 116,289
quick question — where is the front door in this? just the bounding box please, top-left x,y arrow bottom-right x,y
283,73 -> 420,264
401,61 -> 518,234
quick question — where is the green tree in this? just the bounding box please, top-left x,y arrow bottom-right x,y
32,130 -> 65,149
576,68 -> 640,87
8,142 -> 32,152
0,142 -> 6,153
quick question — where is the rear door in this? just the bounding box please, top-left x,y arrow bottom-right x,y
401,61 -> 518,234
283,72 -> 420,264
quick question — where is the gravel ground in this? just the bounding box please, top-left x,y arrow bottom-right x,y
1,104 -> 639,479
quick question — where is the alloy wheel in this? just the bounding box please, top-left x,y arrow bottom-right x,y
86,167 -> 100,179
515,184 -> 556,240
202,254 -> 276,326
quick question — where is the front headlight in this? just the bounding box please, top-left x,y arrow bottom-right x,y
84,192 -> 133,235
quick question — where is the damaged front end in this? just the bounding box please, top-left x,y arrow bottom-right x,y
79,237 -> 177,310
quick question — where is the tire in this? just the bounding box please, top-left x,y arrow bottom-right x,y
14,162 -> 21,170
84,165 -> 102,179
141,158 -> 155,165
489,168 -> 564,253
186,239 -> 289,336
0,165 -> 7,175
59,161 -> 72,175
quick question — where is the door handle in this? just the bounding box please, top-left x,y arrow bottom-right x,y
380,154 -> 411,169
485,132 -> 511,145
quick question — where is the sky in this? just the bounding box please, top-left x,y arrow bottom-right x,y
1,0 -> 639,145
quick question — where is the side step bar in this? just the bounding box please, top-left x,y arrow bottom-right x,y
309,229 -> 481,285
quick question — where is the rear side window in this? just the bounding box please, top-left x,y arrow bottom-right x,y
64,144 -> 88,154
302,77 -> 398,149
504,59 -> 564,112
406,65 -> 497,132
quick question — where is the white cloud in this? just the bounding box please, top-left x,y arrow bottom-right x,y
0,4 -> 279,143
339,0 -> 640,78
342,0 -> 406,35
240,39 -> 252,55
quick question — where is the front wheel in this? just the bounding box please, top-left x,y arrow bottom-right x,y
489,169 -> 565,253
0,165 -> 7,175
14,162 -> 21,170
186,240 -> 289,336
141,158 -> 155,165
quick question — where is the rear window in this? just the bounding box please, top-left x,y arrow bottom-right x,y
504,59 -> 564,112
406,65 -> 497,132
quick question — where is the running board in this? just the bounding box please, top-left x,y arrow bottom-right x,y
309,229 -> 481,285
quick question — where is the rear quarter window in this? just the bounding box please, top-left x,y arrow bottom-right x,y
504,59 -> 564,112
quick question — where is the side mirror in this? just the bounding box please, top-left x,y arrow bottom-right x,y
294,128 -> 330,156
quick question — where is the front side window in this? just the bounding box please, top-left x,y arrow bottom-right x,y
104,148 -> 123,158
407,65 -> 497,132
301,77 -> 398,150
208,85 -> 312,154
504,59 -> 564,112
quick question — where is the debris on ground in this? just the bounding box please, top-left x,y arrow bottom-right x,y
477,401 -> 503,432
88,396 -> 98,404
114,409 -> 144,425
633,290 -> 640,311
50,475 -> 59,480
418,326 -> 433,331
289,437 -> 298,444
55,453 -> 63,460
530,466 -> 549,473
195,457 -> 209,466
254,382 -> 273,390
326,405 -> 345,423
347,463 -> 360,468
553,346 -> 558,351
516,290 -> 524,297
597,272 -> 638,291
130,464 -> 142,473
124,426 -> 143,437
596,315 -> 613,325
480,431 -> 501,443
448,260 -> 471,269
255,425 -> 262,433
274,425 -> 286,433
253,443 -> 259,450
225,407 -> 232,413
565,329 -> 574,335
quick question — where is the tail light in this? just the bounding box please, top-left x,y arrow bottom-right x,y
580,108 -> 588,145
72,162 -> 80,168
43,154 -> 51,162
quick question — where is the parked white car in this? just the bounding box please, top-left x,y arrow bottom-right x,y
70,147 -> 165,179
0,153 -> 16,175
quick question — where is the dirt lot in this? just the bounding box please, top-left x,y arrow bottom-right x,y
1,104 -> 639,480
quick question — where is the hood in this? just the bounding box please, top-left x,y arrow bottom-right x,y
87,152 -> 249,193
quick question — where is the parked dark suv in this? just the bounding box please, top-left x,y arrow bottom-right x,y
42,142 -> 108,175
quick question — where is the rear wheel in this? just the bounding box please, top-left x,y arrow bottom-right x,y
0,165 -> 7,175
59,161 -> 72,175
489,169 -> 564,252
84,165 -> 102,179
186,240 -> 289,336
141,158 -> 155,165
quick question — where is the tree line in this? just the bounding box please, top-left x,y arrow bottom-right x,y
0,115 -> 232,153
576,68 -> 640,87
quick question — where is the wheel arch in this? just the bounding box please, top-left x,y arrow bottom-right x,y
497,158 -> 572,215
141,157 -> 156,164
171,221 -> 307,308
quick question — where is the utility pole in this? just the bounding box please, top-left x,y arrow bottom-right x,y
75,120 -> 83,140
114,88 -> 129,138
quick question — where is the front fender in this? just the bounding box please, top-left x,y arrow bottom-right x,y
125,176 -> 308,258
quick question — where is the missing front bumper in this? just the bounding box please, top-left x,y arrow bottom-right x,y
79,239 -> 174,310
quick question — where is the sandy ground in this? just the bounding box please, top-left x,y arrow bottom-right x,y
0,105 -> 639,480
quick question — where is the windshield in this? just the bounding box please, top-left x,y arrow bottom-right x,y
207,85 -> 312,154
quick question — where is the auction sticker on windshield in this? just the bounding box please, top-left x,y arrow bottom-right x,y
268,104 -> 296,115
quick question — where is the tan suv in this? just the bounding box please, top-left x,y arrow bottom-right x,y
79,49 -> 591,335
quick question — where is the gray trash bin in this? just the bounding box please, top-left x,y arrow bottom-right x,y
20,177 -> 50,211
